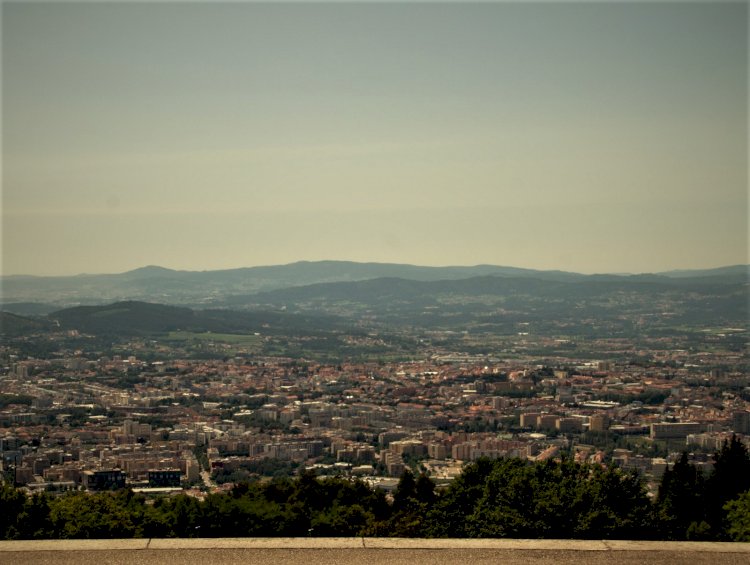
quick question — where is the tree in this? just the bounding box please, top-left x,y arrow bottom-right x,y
705,436 -> 750,538
426,457 -> 650,540
152,494 -> 201,537
386,470 -> 438,537
16,492 -> 53,539
392,470 -> 417,513
415,473 -> 436,506
310,503 -> 372,536
0,484 -> 26,539
655,452 -> 707,540
424,457 -> 496,537
48,491 -> 140,538
575,464 -> 652,540
724,490 -> 750,542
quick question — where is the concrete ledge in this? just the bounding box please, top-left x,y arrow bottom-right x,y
1,538 -> 749,553
0,539 -> 150,551
148,538 -> 364,550
603,540 -> 750,553
363,538 -> 610,550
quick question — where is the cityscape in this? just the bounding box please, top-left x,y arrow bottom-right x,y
2,0 -> 748,546
1,262 -> 747,500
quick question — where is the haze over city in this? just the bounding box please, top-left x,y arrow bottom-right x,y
2,3 -> 750,547
2,2 -> 747,276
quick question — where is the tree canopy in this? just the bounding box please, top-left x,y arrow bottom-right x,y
1,445 -> 749,541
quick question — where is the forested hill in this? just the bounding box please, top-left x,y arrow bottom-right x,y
50,301 -> 196,334
224,273 -> 748,331
3,262 -> 746,341
3,269 -> 746,341
46,301 -> 348,336
0,311 -> 54,337
1,260 -> 746,307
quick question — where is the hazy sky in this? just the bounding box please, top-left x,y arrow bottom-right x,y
2,1 -> 747,276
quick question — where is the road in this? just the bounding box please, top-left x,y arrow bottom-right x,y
200,470 -> 215,489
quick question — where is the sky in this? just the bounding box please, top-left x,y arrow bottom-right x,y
2,1 -> 748,276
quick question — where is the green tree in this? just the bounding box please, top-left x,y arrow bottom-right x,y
0,484 -> 26,539
724,490 -> 750,542
426,458 -> 650,540
385,470 -> 437,537
415,473 -> 436,506
150,494 -> 201,537
425,458 -> 496,537
392,470 -> 417,513
706,436 -> 750,538
310,503 -> 373,536
655,452 -> 706,540
48,491 -> 141,538
16,492 -> 53,539
577,465 -> 652,539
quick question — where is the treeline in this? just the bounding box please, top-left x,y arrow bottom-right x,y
1,438 -> 749,541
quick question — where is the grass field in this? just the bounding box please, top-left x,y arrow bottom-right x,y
164,331 -> 263,350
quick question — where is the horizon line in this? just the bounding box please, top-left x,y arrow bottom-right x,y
2,259 -> 748,279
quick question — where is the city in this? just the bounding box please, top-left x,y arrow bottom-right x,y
2,319 -> 747,499
2,0 -> 748,550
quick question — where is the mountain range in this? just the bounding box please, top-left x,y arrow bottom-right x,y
2,261 -> 747,311
1,262 -> 747,344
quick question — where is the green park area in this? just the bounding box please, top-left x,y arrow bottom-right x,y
163,331 -> 263,352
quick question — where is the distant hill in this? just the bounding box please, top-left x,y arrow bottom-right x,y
0,302 -> 61,316
655,264 -> 750,279
1,260 -> 747,308
227,273 -> 748,329
0,261 -> 575,305
49,301 -> 350,336
51,301 -> 198,334
3,264 -> 745,343
0,311 -> 54,336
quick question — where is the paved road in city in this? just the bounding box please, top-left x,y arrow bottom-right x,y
2,538 -> 750,565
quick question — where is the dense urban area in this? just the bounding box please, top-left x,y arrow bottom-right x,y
1,262 -> 748,540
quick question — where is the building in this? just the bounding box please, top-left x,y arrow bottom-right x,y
520,413 -> 540,428
589,414 -> 609,432
732,411 -> 750,435
556,417 -> 583,433
650,422 -> 701,440
83,469 -> 127,490
148,469 -> 181,487
428,442 -> 448,460
538,415 -> 558,430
